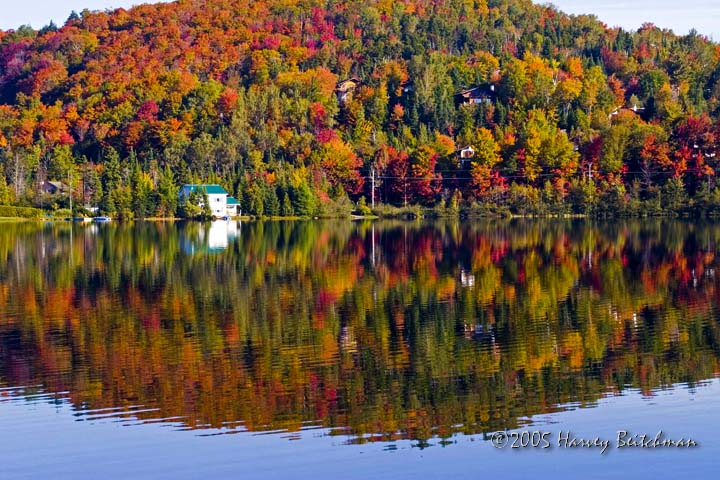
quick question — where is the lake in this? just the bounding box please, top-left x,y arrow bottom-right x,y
0,219 -> 719,478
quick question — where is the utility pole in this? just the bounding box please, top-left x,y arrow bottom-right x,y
370,168 -> 375,208
68,172 -> 73,215
403,177 -> 407,208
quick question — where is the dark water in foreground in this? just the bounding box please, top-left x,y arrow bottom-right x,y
0,219 -> 718,478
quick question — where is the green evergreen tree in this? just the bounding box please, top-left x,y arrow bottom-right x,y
179,189 -> 202,219
131,162 -> 153,218
249,185 -> 264,217
176,160 -> 192,187
0,166 -> 12,205
264,186 -> 280,216
101,147 -> 122,215
157,165 -> 179,217
201,189 -> 213,219
293,183 -> 315,217
281,192 -> 294,216
661,177 -> 688,213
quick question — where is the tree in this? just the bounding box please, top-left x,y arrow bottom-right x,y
318,138 -> 364,196
264,186 -> 280,216
601,123 -> 630,175
157,165 -> 179,217
201,190 -> 212,219
469,128 -> 502,195
639,134 -> 671,188
409,145 -> 441,204
292,182 -> 315,216
49,145 -> 79,205
245,181 -> 265,217
178,189 -> 202,219
377,146 -> 410,206
101,147 -> 122,215
131,163 -> 154,218
82,164 -> 103,207
281,192 -> 294,216
579,65 -> 607,114
661,177 -> 688,211
0,166 -> 13,205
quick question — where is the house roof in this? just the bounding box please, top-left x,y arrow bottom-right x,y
46,181 -> 70,191
336,77 -> 361,92
183,184 -> 228,195
337,76 -> 360,86
226,196 -> 239,205
456,85 -> 495,98
609,104 -> 645,117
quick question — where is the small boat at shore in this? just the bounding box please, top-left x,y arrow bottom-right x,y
94,216 -> 112,223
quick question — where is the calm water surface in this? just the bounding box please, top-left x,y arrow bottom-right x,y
0,219 -> 718,478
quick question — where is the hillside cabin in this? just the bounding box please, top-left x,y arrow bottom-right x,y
458,145 -> 476,159
336,77 -> 361,104
457,146 -> 475,168
609,104 -> 646,122
41,181 -> 71,195
455,85 -> 495,106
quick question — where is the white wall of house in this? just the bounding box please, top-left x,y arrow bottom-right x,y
207,193 -> 227,217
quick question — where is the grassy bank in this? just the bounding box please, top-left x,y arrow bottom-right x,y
6,200 -> 720,222
0,205 -> 45,219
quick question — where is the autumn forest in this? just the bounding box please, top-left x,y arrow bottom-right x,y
2,0 -> 720,217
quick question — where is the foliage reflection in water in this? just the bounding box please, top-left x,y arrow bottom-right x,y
0,219 -> 719,444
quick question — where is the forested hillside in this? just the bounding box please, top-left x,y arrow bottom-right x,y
1,0 -> 720,217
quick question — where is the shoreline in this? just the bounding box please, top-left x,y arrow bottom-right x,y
2,212 -> 717,222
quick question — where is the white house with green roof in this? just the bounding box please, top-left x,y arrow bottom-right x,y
180,184 -> 239,218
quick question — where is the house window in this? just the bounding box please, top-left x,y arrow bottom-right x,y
216,198 -> 221,202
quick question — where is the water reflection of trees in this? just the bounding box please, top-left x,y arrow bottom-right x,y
0,220 -> 718,442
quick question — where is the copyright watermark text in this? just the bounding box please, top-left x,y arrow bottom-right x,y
490,430 -> 699,454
